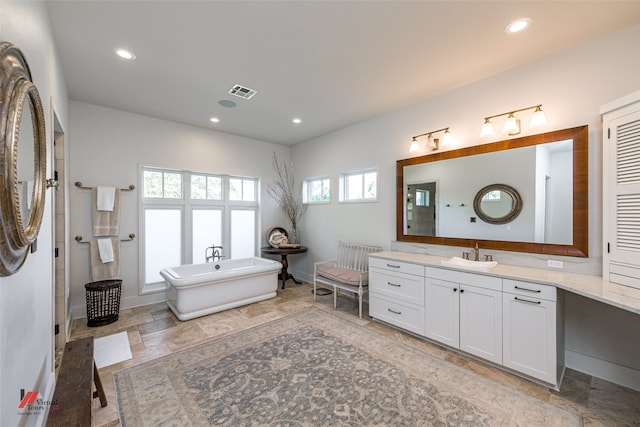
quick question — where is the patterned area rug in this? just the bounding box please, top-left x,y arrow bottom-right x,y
115,308 -> 579,426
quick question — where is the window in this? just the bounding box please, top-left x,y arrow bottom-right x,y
190,174 -> 222,200
416,189 -> 429,207
140,167 -> 258,292
482,190 -> 502,201
303,176 -> 330,203
339,168 -> 377,202
143,170 -> 182,198
229,177 -> 256,201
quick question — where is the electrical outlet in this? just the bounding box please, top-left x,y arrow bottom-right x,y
547,259 -> 563,269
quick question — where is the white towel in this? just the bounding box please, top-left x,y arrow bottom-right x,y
97,186 -> 116,211
90,239 -> 120,281
97,238 -> 114,263
92,188 -> 120,236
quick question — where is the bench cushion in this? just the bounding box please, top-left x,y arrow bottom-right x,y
317,266 -> 367,287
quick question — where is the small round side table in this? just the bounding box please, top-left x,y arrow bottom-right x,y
260,246 -> 308,289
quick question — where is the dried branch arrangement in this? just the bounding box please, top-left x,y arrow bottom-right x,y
267,153 -> 306,225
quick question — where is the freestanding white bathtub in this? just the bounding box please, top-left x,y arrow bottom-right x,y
160,257 -> 282,321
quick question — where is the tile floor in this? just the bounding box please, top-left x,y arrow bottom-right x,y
68,281 -> 640,427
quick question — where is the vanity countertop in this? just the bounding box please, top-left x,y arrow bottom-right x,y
370,251 -> 640,315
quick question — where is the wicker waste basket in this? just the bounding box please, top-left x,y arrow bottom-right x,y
85,279 -> 122,327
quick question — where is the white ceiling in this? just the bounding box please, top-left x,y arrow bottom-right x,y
46,1 -> 640,146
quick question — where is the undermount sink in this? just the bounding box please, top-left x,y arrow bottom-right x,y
440,256 -> 498,272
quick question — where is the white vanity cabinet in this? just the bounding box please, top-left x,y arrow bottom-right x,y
369,258 -> 425,335
368,253 -> 565,388
425,267 -> 503,364
502,279 -> 563,385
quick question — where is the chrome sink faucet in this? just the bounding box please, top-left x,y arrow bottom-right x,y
473,243 -> 480,261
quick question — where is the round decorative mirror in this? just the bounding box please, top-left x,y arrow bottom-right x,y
0,42 -> 47,276
473,184 -> 522,225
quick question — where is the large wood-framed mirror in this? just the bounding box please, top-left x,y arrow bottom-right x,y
396,125 -> 588,257
0,42 -> 47,275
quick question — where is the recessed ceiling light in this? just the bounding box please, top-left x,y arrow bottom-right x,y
209,117 -> 220,123
505,18 -> 532,34
292,118 -> 302,124
114,48 -> 136,60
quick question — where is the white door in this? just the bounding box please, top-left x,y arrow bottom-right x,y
459,285 -> 503,364
503,293 -> 557,384
425,278 -> 460,348
606,110 -> 640,289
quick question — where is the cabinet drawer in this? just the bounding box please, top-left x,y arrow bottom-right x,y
370,270 -> 425,306
369,293 -> 425,335
369,257 -> 424,276
503,279 -> 556,302
426,266 -> 502,292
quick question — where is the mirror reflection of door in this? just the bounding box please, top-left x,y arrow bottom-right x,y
407,182 -> 437,236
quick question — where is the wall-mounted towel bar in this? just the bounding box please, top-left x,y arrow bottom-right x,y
75,233 -> 136,244
75,182 -> 135,191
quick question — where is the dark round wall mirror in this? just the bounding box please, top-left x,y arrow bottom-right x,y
0,42 -> 47,276
473,184 -> 522,225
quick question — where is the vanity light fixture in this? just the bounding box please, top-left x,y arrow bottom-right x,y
480,104 -> 547,137
502,113 -> 520,135
410,127 -> 452,152
292,118 -> 302,124
529,105 -> 547,127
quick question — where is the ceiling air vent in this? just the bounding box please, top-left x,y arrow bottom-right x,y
228,84 -> 257,100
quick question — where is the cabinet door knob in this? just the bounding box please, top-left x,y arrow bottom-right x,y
453,288 -> 458,292
460,289 -> 464,293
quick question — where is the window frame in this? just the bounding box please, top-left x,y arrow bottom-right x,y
139,165 -> 259,294
302,175 -> 331,204
338,167 -> 378,203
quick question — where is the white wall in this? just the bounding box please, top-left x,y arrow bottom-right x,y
0,1 -> 69,425
68,102 -> 291,317
292,25 -> 640,387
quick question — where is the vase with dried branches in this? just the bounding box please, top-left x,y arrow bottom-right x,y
267,153 -> 306,244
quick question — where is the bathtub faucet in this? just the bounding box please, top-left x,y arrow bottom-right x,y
205,245 -> 224,262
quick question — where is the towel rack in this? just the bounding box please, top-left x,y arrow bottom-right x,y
75,233 -> 136,244
75,182 -> 135,191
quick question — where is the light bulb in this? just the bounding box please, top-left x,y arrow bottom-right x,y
503,114 -> 520,135
529,106 -> 547,128
409,137 -> 419,153
442,129 -> 452,146
480,119 -> 494,137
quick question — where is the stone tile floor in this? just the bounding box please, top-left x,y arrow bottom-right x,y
67,281 -> 640,426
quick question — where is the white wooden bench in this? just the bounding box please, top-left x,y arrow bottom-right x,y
313,241 -> 382,318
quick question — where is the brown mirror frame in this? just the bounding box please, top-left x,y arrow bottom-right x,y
396,125 -> 588,257
0,42 -> 47,275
